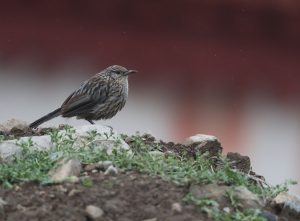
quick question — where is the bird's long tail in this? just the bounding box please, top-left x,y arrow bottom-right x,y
29,108 -> 62,128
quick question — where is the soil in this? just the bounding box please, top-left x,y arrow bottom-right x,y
0,171 -> 207,221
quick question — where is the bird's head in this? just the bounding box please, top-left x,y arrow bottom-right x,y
106,65 -> 137,78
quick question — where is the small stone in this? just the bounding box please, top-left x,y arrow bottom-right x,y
171,202 -> 182,213
49,158 -> 81,183
104,165 -> 118,176
85,205 -> 104,220
57,185 -> 68,193
49,193 -> 55,198
91,169 -> 98,173
84,164 -> 97,172
68,189 -> 81,197
142,218 -> 157,221
97,160 -> 113,171
223,207 -> 230,213
272,192 -> 300,218
182,134 -> 222,156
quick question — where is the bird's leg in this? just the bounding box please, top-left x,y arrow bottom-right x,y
87,119 -> 95,125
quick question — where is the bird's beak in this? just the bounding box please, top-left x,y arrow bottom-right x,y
125,70 -> 138,75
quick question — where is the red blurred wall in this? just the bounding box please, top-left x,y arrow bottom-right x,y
0,0 -> 300,146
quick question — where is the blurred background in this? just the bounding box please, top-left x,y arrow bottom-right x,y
0,0 -> 299,194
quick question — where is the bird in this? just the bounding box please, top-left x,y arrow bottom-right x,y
29,65 -> 137,128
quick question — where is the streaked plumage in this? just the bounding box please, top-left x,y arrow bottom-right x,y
29,65 -> 136,128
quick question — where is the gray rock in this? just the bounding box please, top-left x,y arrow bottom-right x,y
227,152 -> 251,173
73,125 -> 130,155
49,158 -> 81,183
84,163 -> 98,172
182,134 -> 222,156
232,186 -> 264,209
0,141 -> 23,161
104,165 -> 118,176
85,205 -> 104,220
0,125 -> 129,161
189,184 -> 264,209
272,192 -> 300,218
97,160 -> 113,171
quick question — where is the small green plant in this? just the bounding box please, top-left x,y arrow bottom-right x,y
184,192 -> 267,221
183,193 -> 220,218
0,135 -> 5,143
225,190 -> 242,210
81,176 -> 93,187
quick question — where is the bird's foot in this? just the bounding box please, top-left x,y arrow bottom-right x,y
86,119 -> 95,125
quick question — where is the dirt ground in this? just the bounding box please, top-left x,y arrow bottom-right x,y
0,171 -> 208,221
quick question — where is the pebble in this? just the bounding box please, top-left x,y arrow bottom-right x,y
104,165 -> 118,176
98,160 -> 113,171
142,218 -> 157,221
0,197 -> 7,209
223,207 -> 231,213
85,205 -> 104,220
68,189 -> 81,197
171,202 -> 182,213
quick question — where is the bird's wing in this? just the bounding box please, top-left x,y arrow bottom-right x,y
61,77 -> 109,117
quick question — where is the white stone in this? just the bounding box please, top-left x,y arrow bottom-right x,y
104,165 -> 118,176
273,192 -> 300,216
49,158 -> 81,183
182,134 -> 219,146
72,125 -> 130,155
223,207 -> 231,213
98,160 -> 113,171
85,205 -> 104,220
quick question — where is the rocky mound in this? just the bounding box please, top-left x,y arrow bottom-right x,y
0,119 -> 299,221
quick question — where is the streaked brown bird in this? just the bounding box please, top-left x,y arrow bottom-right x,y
29,65 -> 137,128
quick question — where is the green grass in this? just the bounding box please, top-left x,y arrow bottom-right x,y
0,126 -> 296,220
183,192 -> 267,221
